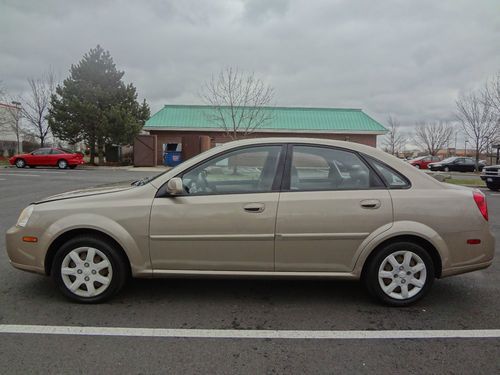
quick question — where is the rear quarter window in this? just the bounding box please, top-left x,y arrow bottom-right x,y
367,157 -> 411,189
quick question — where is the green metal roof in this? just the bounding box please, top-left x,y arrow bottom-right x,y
144,105 -> 387,134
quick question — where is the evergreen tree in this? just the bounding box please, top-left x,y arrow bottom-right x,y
49,45 -> 149,165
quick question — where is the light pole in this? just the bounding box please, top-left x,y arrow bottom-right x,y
11,101 -> 22,154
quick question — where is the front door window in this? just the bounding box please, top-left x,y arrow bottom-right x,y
181,145 -> 282,195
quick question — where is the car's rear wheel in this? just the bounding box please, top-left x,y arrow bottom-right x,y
415,164 -> 420,169
364,242 -> 435,306
444,167 -> 449,172
57,159 -> 68,169
15,159 -> 26,168
51,235 -> 128,303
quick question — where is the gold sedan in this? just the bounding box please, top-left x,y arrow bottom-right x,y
6,138 -> 495,305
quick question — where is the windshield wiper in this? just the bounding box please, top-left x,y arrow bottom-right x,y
131,177 -> 151,186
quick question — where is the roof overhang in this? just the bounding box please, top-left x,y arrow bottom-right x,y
143,127 -> 387,135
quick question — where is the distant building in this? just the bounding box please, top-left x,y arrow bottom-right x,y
143,104 -> 387,164
0,102 -> 23,157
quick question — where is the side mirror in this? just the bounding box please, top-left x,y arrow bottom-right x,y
166,177 -> 184,195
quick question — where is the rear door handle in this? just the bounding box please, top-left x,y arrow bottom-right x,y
360,199 -> 381,209
243,203 -> 265,213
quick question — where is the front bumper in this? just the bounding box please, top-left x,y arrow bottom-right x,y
5,225 -> 45,274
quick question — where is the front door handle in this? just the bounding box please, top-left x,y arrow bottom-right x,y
360,199 -> 381,209
243,203 -> 265,213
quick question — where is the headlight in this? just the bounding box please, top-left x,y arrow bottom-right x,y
16,205 -> 34,227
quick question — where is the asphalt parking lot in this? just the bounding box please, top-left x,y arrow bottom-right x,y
0,167 -> 499,374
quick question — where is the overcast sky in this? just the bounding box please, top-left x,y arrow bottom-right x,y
1,0 -> 499,131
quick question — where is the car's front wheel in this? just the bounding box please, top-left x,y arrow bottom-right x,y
51,235 -> 128,303
364,242 -> 435,306
444,167 -> 450,172
15,159 -> 26,168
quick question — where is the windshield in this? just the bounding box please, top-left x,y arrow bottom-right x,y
441,157 -> 457,163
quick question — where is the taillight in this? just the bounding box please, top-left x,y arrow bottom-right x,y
473,191 -> 488,221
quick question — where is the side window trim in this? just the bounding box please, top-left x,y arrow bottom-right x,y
281,143 -> 386,192
155,144 -> 286,198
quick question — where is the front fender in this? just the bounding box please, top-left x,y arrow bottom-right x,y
352,220 -> 449,277
40,213 -> 151,276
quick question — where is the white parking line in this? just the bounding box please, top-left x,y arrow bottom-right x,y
0,173 -> 42,177
0,171 -> 68,175
1,325 -> 499,340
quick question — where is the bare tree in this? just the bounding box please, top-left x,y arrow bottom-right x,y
456,89 -> 497,166
383,115 -> 407,155
413,121 -> 453,156
484,72 -> 500,145
22,70 -> 56,147
200,67 -> 274,139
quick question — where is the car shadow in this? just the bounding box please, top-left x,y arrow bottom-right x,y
2,272 -> 485,332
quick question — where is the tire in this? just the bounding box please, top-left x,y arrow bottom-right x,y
444,167 -> 449,172
15,159 -> 26,168
51,235 -> 129,303
57,159 -> 68,169
487,185 -> 500,191
415,164 -> 420,169
363,242 -> 435,306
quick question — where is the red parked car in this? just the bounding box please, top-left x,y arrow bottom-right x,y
408,155 -> 441,169
9,148 -> 84,169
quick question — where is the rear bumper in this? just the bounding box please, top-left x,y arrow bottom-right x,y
68,159 -> 85,166
441,260 -> 493,277
441,228 -> 495,277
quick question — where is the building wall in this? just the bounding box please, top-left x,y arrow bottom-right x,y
148,130 -> 378,165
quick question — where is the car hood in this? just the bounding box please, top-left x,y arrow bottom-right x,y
35,181 -> 135,204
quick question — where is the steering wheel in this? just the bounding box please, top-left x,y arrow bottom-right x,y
199,170 -> 217,193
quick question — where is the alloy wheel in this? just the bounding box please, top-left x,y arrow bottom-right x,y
378,250 -> 427,300
60,247 -> 113,297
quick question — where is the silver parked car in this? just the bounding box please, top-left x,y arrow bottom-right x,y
6,138 -> 495,306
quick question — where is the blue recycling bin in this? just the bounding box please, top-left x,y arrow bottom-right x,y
164,151 -> 182,166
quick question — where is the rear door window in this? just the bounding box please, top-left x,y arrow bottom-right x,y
286,145 -> 383,191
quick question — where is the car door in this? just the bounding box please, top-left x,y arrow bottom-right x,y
149,144 -> 285,272
49,148 -> 64,166
422,157 -> 431,169
453,158 -> 465,172
464,158 -> 476,172
29,148 -> 51,166
275,145 -> 394,273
